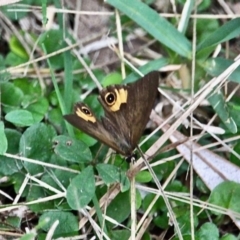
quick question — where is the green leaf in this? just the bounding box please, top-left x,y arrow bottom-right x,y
5,110 -> 35,126
67,166 -> 95,209
0,70 -> 11,83
1,5 -> 28,20
197,18 -> 240,58
221,234 -> 238,240
142,193 -> 158,214
96,163 -> 121,185
1,82 -> 23,112
26,97 -> 49,122
19,123 -> 57,174
41,0 -> 48,26
208,91 -> 237,133
196,19 -> 220,44
119,171 -> 130,192
96,163 -> 130,191
106,0 -> 191,58
229,102 -> 240,129
74,131 -> 98,147
12,173 -> 27,196
0,122 -> 7,154
53,135 -> 92,163
196,222 -> 219,240
135,189 -> 142,210
13,78 -> 45,121
153,212 -> 169,229
175,210 -> 198,235
41,169 -> 76,190
209,181 -> 240,215
111,230 -> 131,240
39,211 -> 78,237
197,0 -> 211,11
106,190 -> 131,226
124,58 -> 169,84
4,216 -> 21,229
14,78 -> 42,98
0,129 -> 22,175
27,185 -> 54,212
4,129 -> 21,154
102,72 -> 123,87
9,35 -> 29,59
63,49 -> 73,113
165,180 -> 187,192
203,58 -> 240,83
196,177 -> 209,194
135,170 -> 152,183
231,142 -> 240,167
39,30 -> 66,69
48,108 -> 62,125
19,233 -> 36,240
5,52 -> 28,66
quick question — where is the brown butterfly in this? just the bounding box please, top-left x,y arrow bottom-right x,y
64,71 -> 159,161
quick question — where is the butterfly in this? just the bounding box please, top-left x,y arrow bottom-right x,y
64,71 -> 159,161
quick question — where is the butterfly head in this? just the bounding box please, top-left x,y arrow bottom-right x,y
125,152 -> 137,163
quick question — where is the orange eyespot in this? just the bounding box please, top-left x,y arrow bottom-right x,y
102,88 -> 128,112
105,92 -> 116,106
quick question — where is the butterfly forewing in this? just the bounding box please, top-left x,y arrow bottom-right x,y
126,71 -> 159,148
64,103 -> 123,153
101,71 -> 159,154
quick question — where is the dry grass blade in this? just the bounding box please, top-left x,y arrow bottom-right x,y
153,113 -> 240,229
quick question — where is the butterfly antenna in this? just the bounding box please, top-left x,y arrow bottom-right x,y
136,146 -> 183,240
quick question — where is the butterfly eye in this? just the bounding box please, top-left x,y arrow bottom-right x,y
105,92 -> 116,106
81,106 -> 92,116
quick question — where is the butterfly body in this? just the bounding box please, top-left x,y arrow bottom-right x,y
64,71 -> 159,158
